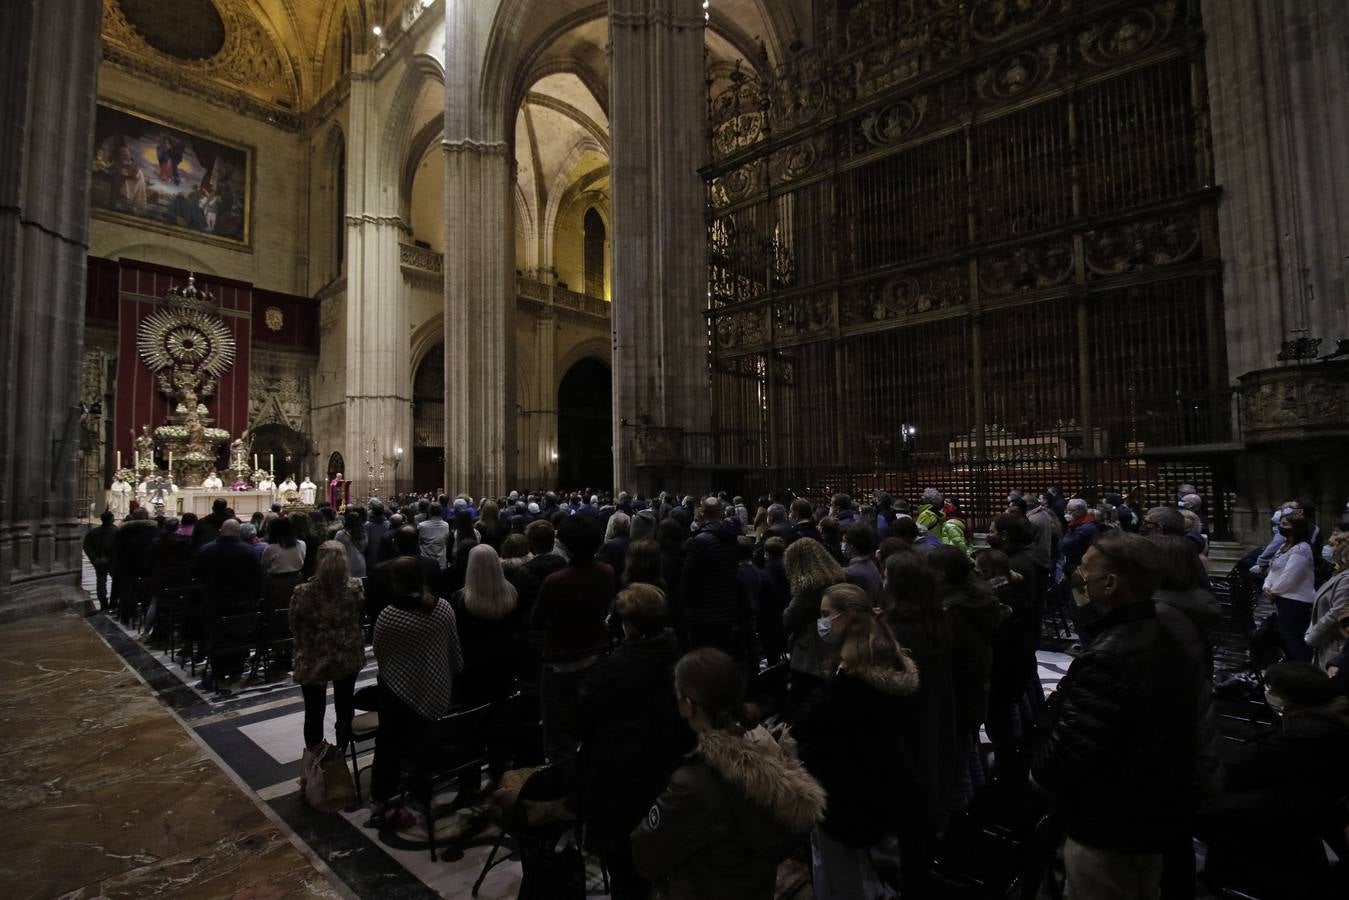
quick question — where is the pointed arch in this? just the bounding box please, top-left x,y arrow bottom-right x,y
381,52 -> 447,222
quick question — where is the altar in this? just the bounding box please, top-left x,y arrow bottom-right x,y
180,489 -> 274,518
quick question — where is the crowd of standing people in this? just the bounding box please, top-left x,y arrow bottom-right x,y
85,483 -> 1349,899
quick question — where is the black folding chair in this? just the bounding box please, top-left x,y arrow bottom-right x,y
472,762 -> 590,898
347,685 -> 381,804
206,610 -> 261,683
251,607 -> 293,680
408,702 -> 494,861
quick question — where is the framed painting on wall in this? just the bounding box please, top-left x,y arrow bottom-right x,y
91,102 -> 252,248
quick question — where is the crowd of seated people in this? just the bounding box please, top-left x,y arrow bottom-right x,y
88,485 -> 1349,898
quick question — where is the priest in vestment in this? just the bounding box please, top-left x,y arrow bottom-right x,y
299,476 -> 316,505
201,469 -> 224,491
328,472 -> 344,508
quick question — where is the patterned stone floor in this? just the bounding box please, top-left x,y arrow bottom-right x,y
0,609 -> 344,900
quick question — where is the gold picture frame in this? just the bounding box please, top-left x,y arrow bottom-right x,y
91,100 -> 253,249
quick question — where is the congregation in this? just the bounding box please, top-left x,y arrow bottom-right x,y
82,484 -> 1349,900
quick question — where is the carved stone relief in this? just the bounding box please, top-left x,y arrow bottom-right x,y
249,351 -> 314,437
1084,212 -> 1201,279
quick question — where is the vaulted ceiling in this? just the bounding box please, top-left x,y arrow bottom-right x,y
100,0 -> 367,120
100,0 -> 811,138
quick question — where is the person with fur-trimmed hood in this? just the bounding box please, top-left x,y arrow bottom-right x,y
793,583 -> 923,899
631,647 -> 826,900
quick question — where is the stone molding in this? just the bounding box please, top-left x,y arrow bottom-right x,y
611,9 -> 705,31
345,213 -> 411,234
442,139 -> 511,158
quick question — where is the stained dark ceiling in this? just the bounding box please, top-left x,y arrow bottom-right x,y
118,0 -> 226,60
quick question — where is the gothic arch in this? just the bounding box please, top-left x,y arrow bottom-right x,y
556,335 -> 612,385
382,52 -> 446,222
409,314 -> 445,387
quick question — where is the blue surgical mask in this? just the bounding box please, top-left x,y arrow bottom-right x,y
1323,543 -> 1335,562
817,615 -> 839,643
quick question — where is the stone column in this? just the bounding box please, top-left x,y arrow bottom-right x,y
1203,0 -> 1349,378
343,60 -> 411,499
0,0 -> 102,617
609,0 -> 708,493
442,0 -> 515,497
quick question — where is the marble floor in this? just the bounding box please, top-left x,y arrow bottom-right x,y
64,561 -> 1074,899
0,609 -> 343,900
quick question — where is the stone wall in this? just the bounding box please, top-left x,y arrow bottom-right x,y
90,65 -> 310,296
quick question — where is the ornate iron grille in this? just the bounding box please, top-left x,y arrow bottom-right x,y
702,0 -> 1230,532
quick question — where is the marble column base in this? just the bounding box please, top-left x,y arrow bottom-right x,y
0,578 -> 92,624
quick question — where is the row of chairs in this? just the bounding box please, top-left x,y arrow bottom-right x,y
345,687 -> 547,865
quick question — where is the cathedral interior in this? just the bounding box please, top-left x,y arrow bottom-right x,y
3,0 -> 1349,897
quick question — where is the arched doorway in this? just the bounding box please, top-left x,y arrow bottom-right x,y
249,423 -> 311,482
412,344 -> 444,493
326,452 -> 344,480
557,357 -> 612,489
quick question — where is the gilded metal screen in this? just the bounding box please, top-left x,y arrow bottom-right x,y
702,0 -> 1231,531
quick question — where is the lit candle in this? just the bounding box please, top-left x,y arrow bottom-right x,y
168,450 -> 173,472
116,450 -> 121,471
134,450 -> 140,468
253,453 -> 258,470
269,453 -> 274,474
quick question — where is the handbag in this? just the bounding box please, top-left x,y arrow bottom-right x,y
299,740 -> 356,812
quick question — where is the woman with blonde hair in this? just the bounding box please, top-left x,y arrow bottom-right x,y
793,583 -> 922,898
782,537 -> 848,711
449,542 -> 521,705
289,540 -> 366,751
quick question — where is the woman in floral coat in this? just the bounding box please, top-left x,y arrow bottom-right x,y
290,541 -> 367,750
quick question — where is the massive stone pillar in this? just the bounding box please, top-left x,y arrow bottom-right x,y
1203,0 -> 1349,538
0,0 -> 102,617
609,0 -> 708,494
344,61 -> 412,498
1203,0 -> 1349,377
443,0 -> 515,497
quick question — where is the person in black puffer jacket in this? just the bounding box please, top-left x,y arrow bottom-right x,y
678,498 -> 748,658
631,647 -> 826,900
1032,532 -> 1199,900
576,585 -> 693,900
793,583 -> 923,899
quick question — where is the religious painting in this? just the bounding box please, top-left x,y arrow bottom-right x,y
90,103 -> 251,246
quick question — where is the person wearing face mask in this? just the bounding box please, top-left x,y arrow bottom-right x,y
1032,532 -> 1199,900
782,538 -> 848,713
1194,662 -> 1349,897
1059,498 -> 1100,580
793,583 -> 921,899
575,585 -> 691,900
1263,511 -> 1317,662
1251,500 -> 1299,576
1303,532 -> 1349,671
